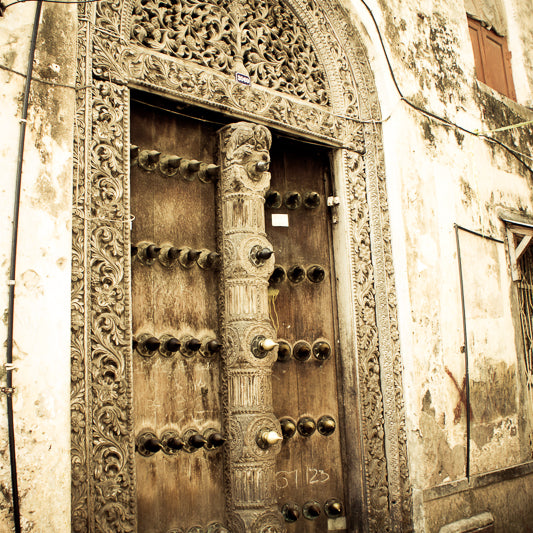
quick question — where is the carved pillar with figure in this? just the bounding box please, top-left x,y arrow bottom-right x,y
218,122 -> 285,533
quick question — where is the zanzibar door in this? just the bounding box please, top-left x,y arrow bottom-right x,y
130,96 -> 353,533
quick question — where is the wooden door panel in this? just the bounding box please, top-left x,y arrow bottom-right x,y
130,100 -> 353,531
131,101 -> 225,532
267,138 -> 347,531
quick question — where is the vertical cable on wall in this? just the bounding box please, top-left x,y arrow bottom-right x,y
5,2 -> 42,532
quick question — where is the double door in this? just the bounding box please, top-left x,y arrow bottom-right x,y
130,97 -> 352,532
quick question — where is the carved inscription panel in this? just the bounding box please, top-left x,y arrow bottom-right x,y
130,0 -> 330,106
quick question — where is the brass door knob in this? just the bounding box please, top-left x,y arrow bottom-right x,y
265,189 -> 282,208
159,154 -> 182,176
144,336 -> 160,352
163,337 -> 180,353
284,191 -> 302,209
185,338 -> 202,352
137,432 -> 163,456
145,244 -> 161,260
138,149 -> 161,170
251,335 -> 278,358
256,247 -> 273,260
313,340 -> 331,361
166,437 -> 184,451
255,160 -> 269,172
257,430 -> 283,449
307,265 -> 326,283
188,433 -> 207,449
297,416 -> 316,437
135,334 -> 160,357
303,501 -> 321,520
206,432 -> 226,448
279,417 -> 297,439
260,338 -> 278,351
317,415 -> 336,436
287,265 -> 305,283
206,339 -> 222,354
269,265 -> 286,285
303,191 -> 321,209
250,245 -> 274,266
293,341 -> 312,361
198,251 -> 221,270
277,341 -> 291,362
199,163 -> 220,182
282,503 -> 300,522
324,499 -> 343,518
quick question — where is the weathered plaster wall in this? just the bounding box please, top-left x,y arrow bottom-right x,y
342,0 -> 533,530
506,0 -> 533,105
424,471 -> 533,532
0,4 -> 76,531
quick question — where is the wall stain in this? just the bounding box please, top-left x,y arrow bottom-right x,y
420,389 -> 465,486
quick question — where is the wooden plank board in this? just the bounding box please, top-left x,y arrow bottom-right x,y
267,136 -> 347,531
130,100 -> 225,532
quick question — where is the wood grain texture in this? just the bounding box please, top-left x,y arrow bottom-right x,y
131,102 -> 225,532
267,137 -> 346,532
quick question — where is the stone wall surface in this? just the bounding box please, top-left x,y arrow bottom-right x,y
341,0 -> 533,530
424,471 -> 533,532
0,3 -> 76,532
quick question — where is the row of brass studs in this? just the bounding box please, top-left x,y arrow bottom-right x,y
281,499 -> 344,522
277,339 -> 332,362
279,416 -> 336,439
134,333 -> 222,359
131,145 -> 220,182
167,524 -> 229,533
269,264 -> 326,284
132,242 -> 221,270
265,189 -> 321,209
136,428 -> 226,456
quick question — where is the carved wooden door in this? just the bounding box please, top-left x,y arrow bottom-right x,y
130,100 -> 227,533
267,138 -> 348,532
130,98 -> 351,533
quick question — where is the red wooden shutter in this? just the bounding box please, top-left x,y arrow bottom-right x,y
468,18 -> 486,83
467,15 -> 516,101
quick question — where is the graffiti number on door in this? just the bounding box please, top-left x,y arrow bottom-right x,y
276,467 -> 330,489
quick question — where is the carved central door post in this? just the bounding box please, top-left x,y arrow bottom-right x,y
218,123 -> 285,532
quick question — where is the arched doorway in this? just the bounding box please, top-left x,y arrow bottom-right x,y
71,0 -> 411,531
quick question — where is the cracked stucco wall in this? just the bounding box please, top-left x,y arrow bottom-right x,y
342,0 -> 533,530
0,3 -> 76,531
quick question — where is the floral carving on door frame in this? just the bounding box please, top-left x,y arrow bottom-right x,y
72,0 -> 413,531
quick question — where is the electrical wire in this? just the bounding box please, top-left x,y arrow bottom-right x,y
358,0 -> 533,174
5,4 -> 42,532
1,0 -> 100,10
1,0 -> 530,168
0,62 -> 78,89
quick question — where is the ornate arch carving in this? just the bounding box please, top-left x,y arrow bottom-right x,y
71,0 -> 412,531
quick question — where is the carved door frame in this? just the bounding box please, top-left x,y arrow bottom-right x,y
71,0 -> 412,531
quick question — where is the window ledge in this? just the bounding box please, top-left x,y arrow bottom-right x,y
475,79 -> 533,120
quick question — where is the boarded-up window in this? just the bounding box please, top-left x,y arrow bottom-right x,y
467,16 -> 516,100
